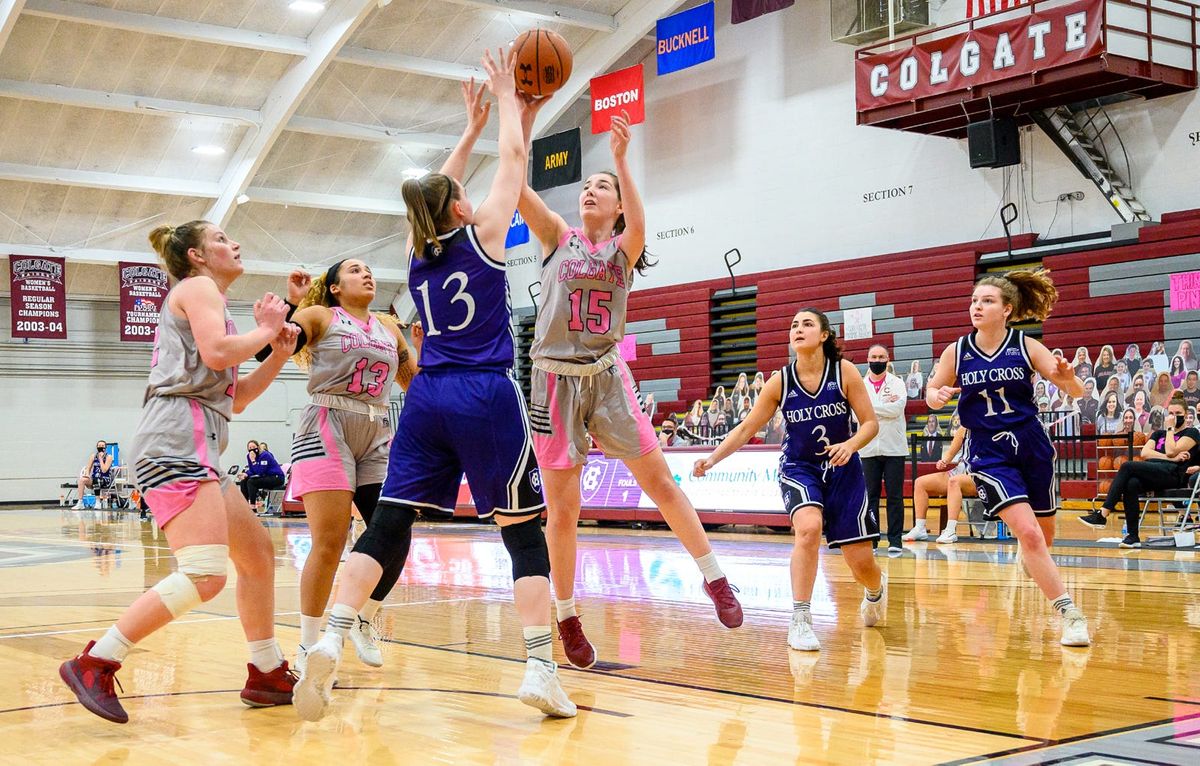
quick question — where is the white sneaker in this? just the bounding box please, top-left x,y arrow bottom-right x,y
297,644 -> 338,688
936,530 -> 958,544
860,573 -> 888,627
1060,607 -> 1091,647
349,616 -> 383,667
788,612 -> 820,651
71,502 -> 84,510
294,634 -> 342,722
901,527 -> 928,541
516,659 -> 576,718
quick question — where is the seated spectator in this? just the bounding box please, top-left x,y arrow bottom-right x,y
1079,395 -> 1199,547
949,411 -> 962,432
1170,355 -> 1188,388
1114,360 -> 1131,392
1072,346 -> 1093,381
712,385 -> 727,411
920,414 -> 942,460
751,371 -> 766,401
1096,391 -> 1123,435
1078,377 -> 1100,425
1034,381 -> 1051,413
658,416 -> 680,448
241,440 -> 285,508
1187,408 -> 1196,429
1100,375 -> 1126,408
1130,389 -> 1152,433
903,426 -> 975,544
1149,371 -> 1176,409
1126,373 -> 1147,405
1120,407 -> 1137,434
736,396 -> 752,423
1147,341 -> 1169,373
73,440 -> 115,510
1177,339 -> 1198,371
731,372 -> 750,403
722,396 -> 736,424
1094,344 -> 1117,389
700,400 -> 721,436
1141,357 -> 1158,381
684,399 -> 705,432
1120,343 -> 1142,378
763,410 -> 786,445
905,360 -> 923,399
1182,371 -> 1200,411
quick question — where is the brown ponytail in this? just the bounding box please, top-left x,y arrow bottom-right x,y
796,307 -> 843,364
148,220 -> 210,281
976,268 -> 1058,324
402,174 -> 458,259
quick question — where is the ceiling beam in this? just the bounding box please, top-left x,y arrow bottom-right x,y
337,45 -> 482,82
441,0 -> 617,32
286,114 -> 498,155
0,245 -> 407,283
0,161 -> 220,197
22,0 -> 309,55
0,1 -> 28,55
245,186 -> 405,216
206,0 -> 380,228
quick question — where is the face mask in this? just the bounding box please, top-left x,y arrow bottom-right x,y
869,361 -> 888,375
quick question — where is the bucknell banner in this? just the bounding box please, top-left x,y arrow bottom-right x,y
9,255 -> 67,340
119,261 -> 169,342
855,0 -> 1103,111
590,63 -> 644,134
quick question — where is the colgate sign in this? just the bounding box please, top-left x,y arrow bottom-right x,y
855,0 -> 1102,111
591,63 -> 645,134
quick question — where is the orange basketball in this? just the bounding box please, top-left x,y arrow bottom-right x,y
1098,456 -> 1113,471
1099,438 -> 1113,447
1098,480 -> 1111,494
512,29 -> 573,97
1113,455 -> 1128,469
1133,431 -> 1148,446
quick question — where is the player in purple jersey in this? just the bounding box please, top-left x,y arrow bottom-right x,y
694,309 -> 887,652
267,259 -> 418,675
59,221 -> 300,723
295,48 -> 575,721
516,101 -> 743,671
926,270 -> 1091,647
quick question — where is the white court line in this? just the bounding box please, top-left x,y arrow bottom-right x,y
0,597 -> 493,640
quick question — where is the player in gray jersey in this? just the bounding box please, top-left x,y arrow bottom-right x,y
59,220 -> 301,724
518,102 -> 743,670
274,258 -> 418,676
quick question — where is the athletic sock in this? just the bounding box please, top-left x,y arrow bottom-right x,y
555,597 -> 577,621
913,520 -> 927,532
91,625 -> 134,663
1051,594 -> 1075,616
943,520 -> 957,535
792,600 -> 811,618
359,598 -> 383,622
695,551 -> 725,584
300,614 -> 323,648
248,638 -> 283,673
865,584 -> 883,603
523,626 -> 554,666
326,603 -> 357,638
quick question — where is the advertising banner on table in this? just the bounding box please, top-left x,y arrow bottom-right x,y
1170,271 -> 1200,311
118,262 -> 169,342
531,128 -> 582,191
590,64 -> 644,134
656,2 -> 715,76
855,0 -> 1103,112
9,255 -> 67,339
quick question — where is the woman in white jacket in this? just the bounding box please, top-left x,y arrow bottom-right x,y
860,345 -> 910,555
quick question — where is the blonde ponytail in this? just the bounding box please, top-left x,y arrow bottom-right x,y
977,268 -> 1058,324
402,174 -> 457,259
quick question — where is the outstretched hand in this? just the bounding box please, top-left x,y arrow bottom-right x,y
254,293 -> 288,333
286,270 -> 312,305
481,46 -> 517,99
610,109 -> 632,160
462,77 -> 492,135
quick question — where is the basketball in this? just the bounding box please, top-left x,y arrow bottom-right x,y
1099,438 -> 1113,447
1099,480 -> 1112,494
512,29 -> 573,97
1099,456 -> 1113,471
1133,432 -> 1148,446
1114,455 -> 1128,469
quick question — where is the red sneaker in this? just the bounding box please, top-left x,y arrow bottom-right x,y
556,616 -> 597,669
59,640 -> 128,724
241,660 -> 298,707
702,577 -> 744,628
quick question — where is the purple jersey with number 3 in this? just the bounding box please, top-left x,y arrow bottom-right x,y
530,228 -> 631,365
306,306 -> 398,406
409,226 -> 515,371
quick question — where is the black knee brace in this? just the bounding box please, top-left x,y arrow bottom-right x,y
353,502 -> 416,570
354,483 -> 383,523
499,516 -> 550,581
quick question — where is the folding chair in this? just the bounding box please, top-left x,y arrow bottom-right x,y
1141,472 -> 1200,537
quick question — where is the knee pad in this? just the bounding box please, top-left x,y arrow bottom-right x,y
152,544 -> 228,617
499,516 -> 550,581
353,503 -> 416,567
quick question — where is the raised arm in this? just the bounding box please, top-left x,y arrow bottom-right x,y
174,278 -> 286,371
608,110 -> 644,271
440,78 -> 491,183
694,372 -> 783,476
473,47 -> 530,259
516,93 -> 569,253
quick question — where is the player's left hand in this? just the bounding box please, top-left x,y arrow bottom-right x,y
610,110 -> 632,159
286,270 -> 312,305
824,441 -> 854,467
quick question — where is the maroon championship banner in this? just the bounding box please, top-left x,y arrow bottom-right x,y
9,255 -> 67,339
855,0 -> 1103,111
118,261 -> 169,342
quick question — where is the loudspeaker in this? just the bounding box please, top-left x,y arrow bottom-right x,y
967,117 -> 1020,169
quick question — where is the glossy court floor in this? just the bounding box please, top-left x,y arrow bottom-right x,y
1,507 -> 1198,765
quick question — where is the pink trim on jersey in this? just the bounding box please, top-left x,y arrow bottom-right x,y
597,359 -> 658,459
146,481 -> 204,528
334,306 -> 374,332
562,227 -> 621,255
290,407 -> 353,496
533,372 -> 577,470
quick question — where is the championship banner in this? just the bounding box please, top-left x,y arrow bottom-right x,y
9,255 -> 66,339
505,209 -> 530,248
731,0 -> 794,24
590,64 -> 644,134
656,2 -> 715,76
118,261 -> 169,342
531,128 -> 582,192
855,0 -> 1103,111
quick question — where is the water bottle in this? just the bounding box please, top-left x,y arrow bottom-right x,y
1122,521 -> 1128,536
996,521 -> 1008,539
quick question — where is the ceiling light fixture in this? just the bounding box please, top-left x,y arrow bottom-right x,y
191,145 -> 226,156
289,1 -> 326,12
403,168 -> 428,180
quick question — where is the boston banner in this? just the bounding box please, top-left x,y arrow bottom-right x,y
590,63 -> 644,134
118,261 -> 169,343
656,2 -> 715,76
731,0 -> 794,24
531,127 -> 581,191
9,254 -> 67,340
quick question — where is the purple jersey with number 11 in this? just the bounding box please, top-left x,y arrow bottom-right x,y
954,329 -> 1039,433
530,228 -> 631,365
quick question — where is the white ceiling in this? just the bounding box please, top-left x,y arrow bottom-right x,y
0,0 -> 675,303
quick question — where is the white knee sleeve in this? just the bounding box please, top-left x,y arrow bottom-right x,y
152,544 -> 229,617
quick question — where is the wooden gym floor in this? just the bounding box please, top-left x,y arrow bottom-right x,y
1,506 -> 1198,765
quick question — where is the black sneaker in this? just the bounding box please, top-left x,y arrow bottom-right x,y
1119,534 -> 1141,549
1078,511 -> 1107,529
